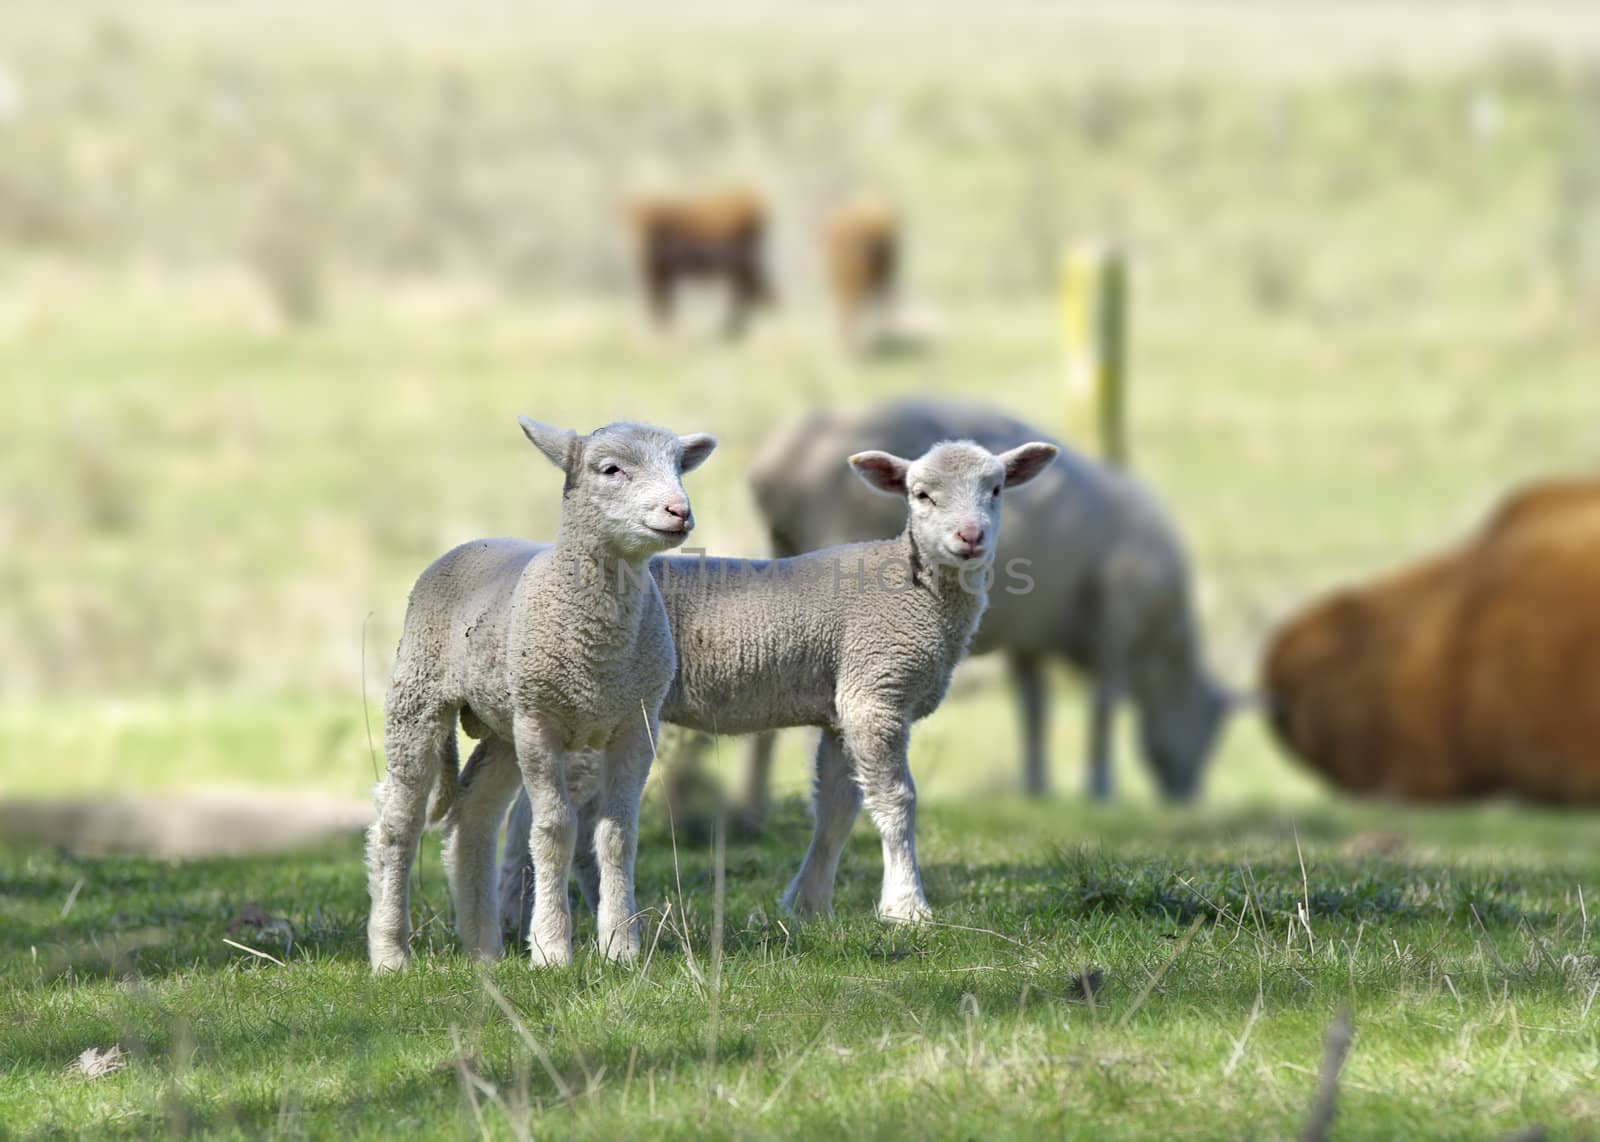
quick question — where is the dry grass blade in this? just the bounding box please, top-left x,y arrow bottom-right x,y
1117,914 -> 1205,1031
706,804 -> 726,1073
1222,992 -> 1264,1078
60,877 -> 84,920
758,1022 -> 833,1116
478,973 -> 574,1102
1299,1006 -> 1354,1142
631,902 -> 674,1000
1293,819 -> 1315,955
66,1045 -> 127,1080
1470,904 -> 1511,973
643,700 -> 700,985
450,1025 -> 492,1142
222,937 -> 286,967
922,920 -> 1031,950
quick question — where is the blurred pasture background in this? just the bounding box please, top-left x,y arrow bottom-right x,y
3,0 -> 1600,806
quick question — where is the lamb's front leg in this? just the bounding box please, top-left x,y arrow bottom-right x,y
592,720 -> 654,963
515,716 -> 577,968
844,710 -> 931,923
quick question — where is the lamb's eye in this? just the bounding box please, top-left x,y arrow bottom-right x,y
992,487 -> 1002,500
914,490 -> 933,503
599,463 -> 623,477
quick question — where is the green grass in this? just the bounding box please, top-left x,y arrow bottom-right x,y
5,796 -> 1600,1138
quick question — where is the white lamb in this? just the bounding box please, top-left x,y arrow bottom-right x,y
366,417 -> 716,971
488,437 -> 1057,935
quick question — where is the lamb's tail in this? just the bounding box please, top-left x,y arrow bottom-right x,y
425,706 -> 486,824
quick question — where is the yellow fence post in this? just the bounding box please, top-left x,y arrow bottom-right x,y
1059,243 -> 1129,467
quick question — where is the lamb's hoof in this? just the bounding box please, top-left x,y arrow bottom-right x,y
877,899 -> 932,925
527,941 -> 573,969
779,883 -> 833,921
597,924 -> 640,965
369,947 -> 409,973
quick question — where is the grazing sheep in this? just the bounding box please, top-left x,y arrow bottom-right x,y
742,400 -> 1227,815
823,199 -> 898,344
1265,475 -> 1600,803
629,187 -> 773,338
494,436 -> 1058,937
366,418 -> 716,971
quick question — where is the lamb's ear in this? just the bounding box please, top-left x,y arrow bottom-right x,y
998,442 -> 1058,488
848,450 -> 911,496
678,433 -> 718,473
518,417 -> 580,473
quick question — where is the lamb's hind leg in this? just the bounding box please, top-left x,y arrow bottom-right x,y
368,706 -> 455,971
738,731 -> 780,832
499,780 -> 598,951
441,735 -> 522,959
498,790 -> 535,949
781,728 -> 861,919
573,804 -> 601,915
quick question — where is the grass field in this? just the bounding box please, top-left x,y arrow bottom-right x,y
7,795 -> 1600,1137
4,2 -> 1600,1137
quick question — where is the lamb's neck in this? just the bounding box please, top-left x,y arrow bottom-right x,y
547,529 -> 655,624
904,533 -> 991,633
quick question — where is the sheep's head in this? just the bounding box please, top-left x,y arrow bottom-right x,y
519,417 -> 717,560
849,439 -> 1057,569
1137,672 -> 1230,803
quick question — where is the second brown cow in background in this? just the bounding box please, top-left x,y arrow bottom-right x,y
1265,475 -> 1600,803
823,199 -> 899,346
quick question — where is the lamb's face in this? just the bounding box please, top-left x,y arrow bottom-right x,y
518,418 -> 716,559
850,439 -> 1058,569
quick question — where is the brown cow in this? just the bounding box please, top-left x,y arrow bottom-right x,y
823,199 -> 898,344
1263,476 -> 1600,802
628,188 -> 773,338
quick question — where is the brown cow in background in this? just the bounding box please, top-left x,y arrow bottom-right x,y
628,188 -> 773,338
1264,476 -> 1600,802
823,199 -> 898,345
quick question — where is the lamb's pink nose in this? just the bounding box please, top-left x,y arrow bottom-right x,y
662,496 -> 690,522
955,521 -> 984,548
